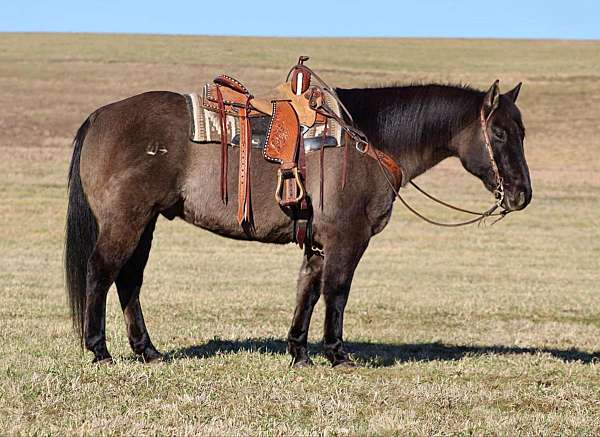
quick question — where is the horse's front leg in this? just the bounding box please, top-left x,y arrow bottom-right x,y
321,239 -> 369,367
287,255 -> 324,367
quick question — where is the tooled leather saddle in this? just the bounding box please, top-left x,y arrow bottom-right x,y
188,56 -> 402,255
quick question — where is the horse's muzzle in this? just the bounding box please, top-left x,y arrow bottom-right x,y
503,187 -> 532,211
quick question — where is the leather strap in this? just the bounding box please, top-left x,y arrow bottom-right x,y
319,118 -> 328,210
295,135 -> 309,249
237,105 -> 253,226
215,86 -> 228,203
364,143 -> 403,189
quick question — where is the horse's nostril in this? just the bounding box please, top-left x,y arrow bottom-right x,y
509,190 -> 529,210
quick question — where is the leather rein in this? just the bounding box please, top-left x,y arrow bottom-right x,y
306,67 -> 509,227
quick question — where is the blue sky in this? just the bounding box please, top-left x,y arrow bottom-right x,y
1,0 -> 598,40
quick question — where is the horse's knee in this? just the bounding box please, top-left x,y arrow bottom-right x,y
299,255 -> 324,276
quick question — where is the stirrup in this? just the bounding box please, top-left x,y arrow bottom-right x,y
275,167 -> 305,206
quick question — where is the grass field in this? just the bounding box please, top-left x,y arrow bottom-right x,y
1,33 -> 599,435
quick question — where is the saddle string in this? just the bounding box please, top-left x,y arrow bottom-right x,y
319,118 -> 328,211
215,85 -> 228,203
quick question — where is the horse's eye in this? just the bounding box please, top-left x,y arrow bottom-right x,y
492,127 -> 507,142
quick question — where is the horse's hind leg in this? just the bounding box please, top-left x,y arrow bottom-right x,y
84,213 -> 153,363
115,216 -> 162,362
287,255 -> 324,367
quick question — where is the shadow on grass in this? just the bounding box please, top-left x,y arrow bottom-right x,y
166,338 -> 600,367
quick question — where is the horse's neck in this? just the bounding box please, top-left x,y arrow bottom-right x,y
337,87 -> 472,184
393,138 -> 454,184
366,107 -> 458,184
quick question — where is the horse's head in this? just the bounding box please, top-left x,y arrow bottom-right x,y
457,81 -> 532,212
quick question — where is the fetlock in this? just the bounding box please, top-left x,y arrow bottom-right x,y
288,340 -> 313,367
324,342 -> 353,367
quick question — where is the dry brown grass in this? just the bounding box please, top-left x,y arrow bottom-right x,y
0,33 -> 599,435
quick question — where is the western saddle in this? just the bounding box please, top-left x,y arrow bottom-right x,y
196,56 -> 402,254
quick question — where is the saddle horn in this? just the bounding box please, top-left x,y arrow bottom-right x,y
290,56 -> 312,96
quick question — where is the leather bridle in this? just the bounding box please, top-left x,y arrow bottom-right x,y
479,105 -> 505,209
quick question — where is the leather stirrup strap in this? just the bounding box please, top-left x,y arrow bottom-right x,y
237,105 -> 253,226
215,86 -> 228,203
264,101 -> 300,165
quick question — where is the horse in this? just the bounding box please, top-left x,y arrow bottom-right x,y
65,78 -> 531,366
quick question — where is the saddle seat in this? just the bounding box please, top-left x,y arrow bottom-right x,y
251,83 -> 320,128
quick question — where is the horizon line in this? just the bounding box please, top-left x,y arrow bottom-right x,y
2,30 -> 599,43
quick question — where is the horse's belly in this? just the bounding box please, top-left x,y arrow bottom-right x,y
180,200 -> 294,244
180,147 -> 295,244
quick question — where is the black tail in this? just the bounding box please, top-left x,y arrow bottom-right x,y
65,117 -> 97,345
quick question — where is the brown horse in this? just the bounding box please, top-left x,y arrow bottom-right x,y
65,79 -> 531,366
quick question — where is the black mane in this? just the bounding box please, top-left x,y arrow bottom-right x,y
336,84 -> 485,155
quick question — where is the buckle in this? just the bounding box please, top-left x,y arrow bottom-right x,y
355,140 -> 368,154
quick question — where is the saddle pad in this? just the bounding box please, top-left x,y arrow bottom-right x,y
183,93 -> 271,146
185,92 -> 245,143
184,92 -> 344,148
303,89 -> 343,146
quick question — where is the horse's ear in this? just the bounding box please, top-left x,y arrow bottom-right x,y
505,82 -> 522,103
482,80 -> 500,118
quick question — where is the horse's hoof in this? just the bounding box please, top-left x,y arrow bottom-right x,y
143,352 -> 164,364
332,360 -> 357,369
292,358 -> 314,368
93,356 -> 114,365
